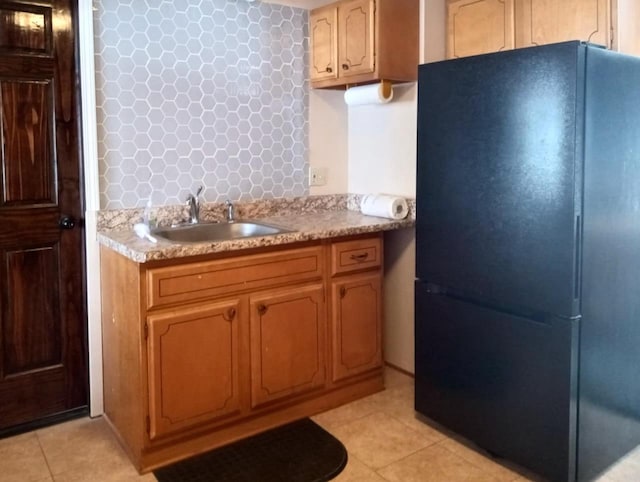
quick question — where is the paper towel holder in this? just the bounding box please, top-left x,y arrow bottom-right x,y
344,80 -> 394,106
379,79 -> 392,99
346,79 -> 392,93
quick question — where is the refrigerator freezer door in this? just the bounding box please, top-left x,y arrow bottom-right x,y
416,42 -> 585,317
414,281 -> 579,482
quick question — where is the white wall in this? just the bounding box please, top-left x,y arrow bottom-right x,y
615,0 -> 640,56
347,0 -> 445,373
309,89 -> 349,194
348,85 -> 418,374
262,0 -> 328,8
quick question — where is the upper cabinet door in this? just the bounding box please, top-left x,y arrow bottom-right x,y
310,6 -> 338,82
447,0 -> 515,59
338,0 -> 375,77
515,0 -> 611,48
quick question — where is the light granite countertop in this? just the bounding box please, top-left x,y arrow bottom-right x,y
98,210 -> 414,263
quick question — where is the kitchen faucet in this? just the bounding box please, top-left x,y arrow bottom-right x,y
186,186 -> 203,224
225,199 -> 235,222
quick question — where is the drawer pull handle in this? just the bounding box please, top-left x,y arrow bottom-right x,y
224,308 -> 236,322
340,287 -> 347,298
257,304 -> 268,316
350,253 -> 369,261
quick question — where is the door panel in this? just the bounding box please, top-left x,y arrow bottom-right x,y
0,3 -> 52,55
414,281 -> 578,482
3,246 -> 61,376
1,79 -> 55,205
416,42 -> 583,317
0,0 -> 86,431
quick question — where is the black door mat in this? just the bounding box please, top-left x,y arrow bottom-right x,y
153,418 -> 348,482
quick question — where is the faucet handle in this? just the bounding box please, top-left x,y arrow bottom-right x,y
185,186 -> 204,205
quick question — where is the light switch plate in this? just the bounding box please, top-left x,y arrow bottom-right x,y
310,167 -> 328,186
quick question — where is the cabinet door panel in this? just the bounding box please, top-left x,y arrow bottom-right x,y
250,284 -> 325,408
338,0 -> 375,77
515,0 -> 610,48
147,299 -> 243,440
310,6 -> 338,81
332,273 -> 382,382
447,0 -> 515,58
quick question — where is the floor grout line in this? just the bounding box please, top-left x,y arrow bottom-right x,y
34,430 -> 55,481
437,439 -> 529,482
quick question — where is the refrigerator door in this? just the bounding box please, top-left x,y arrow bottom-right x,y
414,281 -> 579,482
416,42 -> 585,317
578,46 -> 640,481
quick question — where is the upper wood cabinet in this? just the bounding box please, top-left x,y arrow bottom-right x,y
310,0 -> 419,89
514,0 -> 610,49
447,0 -> 640,58
338,0 -> 375,78
310,6 -> 338,81
447,0 -> 515,59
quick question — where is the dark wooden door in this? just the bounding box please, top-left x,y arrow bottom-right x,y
0,0 -> 87,431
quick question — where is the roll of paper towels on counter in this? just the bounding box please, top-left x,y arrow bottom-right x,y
360,194 -> 409,220
344,81 -> 393,106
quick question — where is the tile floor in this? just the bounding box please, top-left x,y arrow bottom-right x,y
1,367 -> 639,481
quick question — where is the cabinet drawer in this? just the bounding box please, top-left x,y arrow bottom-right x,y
147,246 -> 323,310
331,236 -> 382,276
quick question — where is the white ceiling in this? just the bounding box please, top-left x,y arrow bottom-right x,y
260,0 -> 329,10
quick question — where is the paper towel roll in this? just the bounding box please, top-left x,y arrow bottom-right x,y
360,194 -> 409,220
344,81 -> 393,106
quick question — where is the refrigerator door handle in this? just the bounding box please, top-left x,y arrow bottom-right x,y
574,215 -> 581,300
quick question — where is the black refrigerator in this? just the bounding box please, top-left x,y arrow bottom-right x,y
415,41 -> 640,482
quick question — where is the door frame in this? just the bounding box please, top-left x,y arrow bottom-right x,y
78,0 -> 103,416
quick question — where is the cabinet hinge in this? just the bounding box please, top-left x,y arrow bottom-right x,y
610,26 -> 615,48
144,322 -> 148,340
145,415 -> 150,434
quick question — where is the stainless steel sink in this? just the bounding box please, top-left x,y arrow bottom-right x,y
152,221 -> 293,243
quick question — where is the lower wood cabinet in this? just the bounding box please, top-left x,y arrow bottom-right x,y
331,273 -> 382,382
250,284 -> 326,408
100,234 -> 385,473
146,298 -> 245,440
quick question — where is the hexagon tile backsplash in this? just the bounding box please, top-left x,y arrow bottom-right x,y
94,0 -> 309,209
